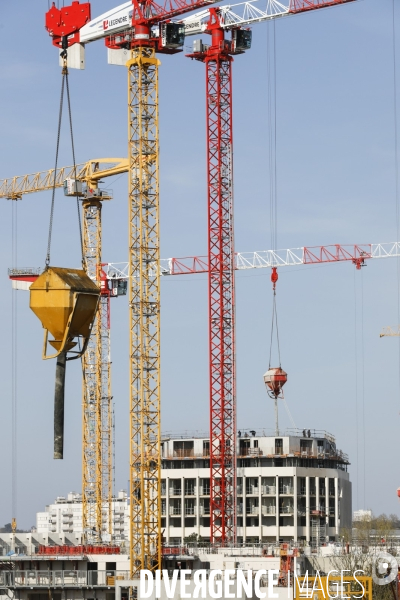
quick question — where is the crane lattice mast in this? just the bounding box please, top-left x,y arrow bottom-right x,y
183,0 -> 357,544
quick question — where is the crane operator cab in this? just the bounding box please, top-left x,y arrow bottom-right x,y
232,29 -> 252,53
160,22 -> 185,50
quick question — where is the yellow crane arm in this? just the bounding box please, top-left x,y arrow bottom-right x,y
380,326 -> 400,337
0,158 -> 129,199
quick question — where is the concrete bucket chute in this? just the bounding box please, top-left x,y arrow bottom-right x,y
30,266 -> 100,459
29,266 -> 100,360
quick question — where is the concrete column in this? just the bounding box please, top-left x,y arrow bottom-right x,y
243,475 -> 246,543
316,476 -> 320,512
196,474 -> 200,536
258,474 -> 262,543
166,477 -> 170,543
305,476 -> 310,543
293,473 -> 298,542
181,476 -> 185,543
275,475 -> 279,543
335,477 -> 339,538
325,476 -> 329,535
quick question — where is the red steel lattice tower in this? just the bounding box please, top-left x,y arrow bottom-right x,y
190,17 -> 237,543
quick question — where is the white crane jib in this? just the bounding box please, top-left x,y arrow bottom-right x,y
181,0 -> 309,35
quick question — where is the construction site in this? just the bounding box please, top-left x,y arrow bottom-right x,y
0,0 -> 399,598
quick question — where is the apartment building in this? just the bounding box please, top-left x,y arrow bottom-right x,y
161,428 -> 351,545
36,490 -> 129,541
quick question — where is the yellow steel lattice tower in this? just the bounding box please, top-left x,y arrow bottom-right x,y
100,293 -> 113,539
82,197 -> 103,543
128,47 -> 161,575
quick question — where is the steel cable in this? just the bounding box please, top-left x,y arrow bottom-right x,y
65,71 -> 85,270
45,72 -> 66,268
11,201 -> 18,531
46,55 -> 84,270
269,290 -> 281,368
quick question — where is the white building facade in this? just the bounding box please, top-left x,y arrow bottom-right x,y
36,490 -> 129,540
161,429 -> 352,545
34,430 -> 351,547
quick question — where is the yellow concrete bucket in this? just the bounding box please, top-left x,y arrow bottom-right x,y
29,266 -> 100,361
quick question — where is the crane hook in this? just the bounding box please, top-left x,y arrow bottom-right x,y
271,266 -> 278,291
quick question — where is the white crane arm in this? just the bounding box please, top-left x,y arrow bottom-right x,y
79,2 -> 133,44
181,0 -> 355,34
182,0 -> 292,34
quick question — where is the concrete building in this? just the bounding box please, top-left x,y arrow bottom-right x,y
30,429 -> 351,547
36,490 -> 129,541
160,428 -> 351,545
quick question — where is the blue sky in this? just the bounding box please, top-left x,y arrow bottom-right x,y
0,0 -> 399,528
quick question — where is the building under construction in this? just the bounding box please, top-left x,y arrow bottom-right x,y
0,0 -> 372,597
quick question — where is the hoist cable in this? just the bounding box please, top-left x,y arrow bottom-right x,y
65,71 -> 85,270
392,0 -> 400,421
46,56 -> 85,270
11,201 -> 18,529
361,269 -> 366,508
269,291 -> 281,368
267,21 -> 278,252
45,73 -> 66,268
353,269 -> 359,509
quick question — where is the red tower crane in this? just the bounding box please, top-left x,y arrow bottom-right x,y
181,0 -> 357,543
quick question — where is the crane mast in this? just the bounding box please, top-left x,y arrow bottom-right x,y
128,46 -> 162,573
183,0 -> 356,543
188,15 -> 237,543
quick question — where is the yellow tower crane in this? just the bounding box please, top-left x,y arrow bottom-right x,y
380,326 -> 400,337
0,158 -> 128,543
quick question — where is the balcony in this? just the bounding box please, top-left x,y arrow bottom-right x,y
169,488 -> 182,496
239,448 -> 263,457
280,506 -> 294,515
246,506 -> 259,516
0,571 -> 130,588
262,506 -> 276,516
246,487 -> 259,495
185,507 -> 196,516
199,506 -> 210,516
279,486 -> 294,495
169,507 -> 182,516
173,449 -> 194,458
184,488 -> 196,496
262,486 -> 276,495
199,487 -> 210,496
